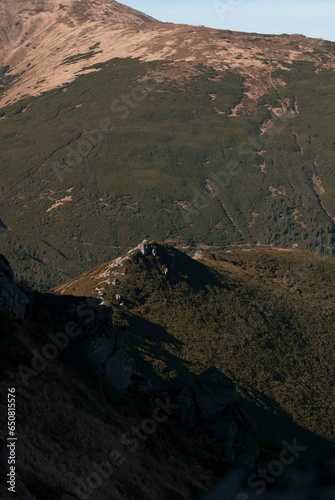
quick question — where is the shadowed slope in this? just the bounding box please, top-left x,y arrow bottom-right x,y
53,242 -> 335,457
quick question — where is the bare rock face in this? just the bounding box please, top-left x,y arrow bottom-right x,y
57,297 -> 134,391
0,254 -> 28,319
73,335 -> 133,391
136,240 -> 179,277
177,366 -> 259,467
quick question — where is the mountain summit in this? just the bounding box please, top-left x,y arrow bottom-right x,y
1,0 -> 334,106
0,0 -> 157,103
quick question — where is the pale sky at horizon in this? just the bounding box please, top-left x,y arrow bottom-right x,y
125,0 -> 335,42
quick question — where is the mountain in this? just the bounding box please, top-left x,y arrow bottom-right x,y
1,1 -> 335,289
54,241 -> 335,457
0,1 -> 333,108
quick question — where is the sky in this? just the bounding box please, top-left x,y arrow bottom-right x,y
125,0 -> 335,42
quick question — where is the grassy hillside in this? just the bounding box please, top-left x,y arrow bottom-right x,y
53,243 -> 335,457
0,53 -> 335,289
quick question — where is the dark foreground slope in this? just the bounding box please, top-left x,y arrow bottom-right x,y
0,254 -> 253,499
1,246 -> 335,498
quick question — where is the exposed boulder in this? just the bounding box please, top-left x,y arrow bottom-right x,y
177,366 -> 258,467
136,240 -> 179,276
0,254 -> 28,320
0,218 -> 8,229
138,240 -> 153,256
58,297 -> 134,391
73,335 -> 133,391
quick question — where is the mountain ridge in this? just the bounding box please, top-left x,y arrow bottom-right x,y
51,240 -> 335,454
1,0 -> 334,107
1,1 -> 335,289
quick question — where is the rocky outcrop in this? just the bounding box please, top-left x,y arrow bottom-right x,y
137,240 -> 177,275
72,335 -> 133,391
0,254 -> 28,320
56,297 -> 134,391
0,218 -> 8,229
177,367 -> 258,467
